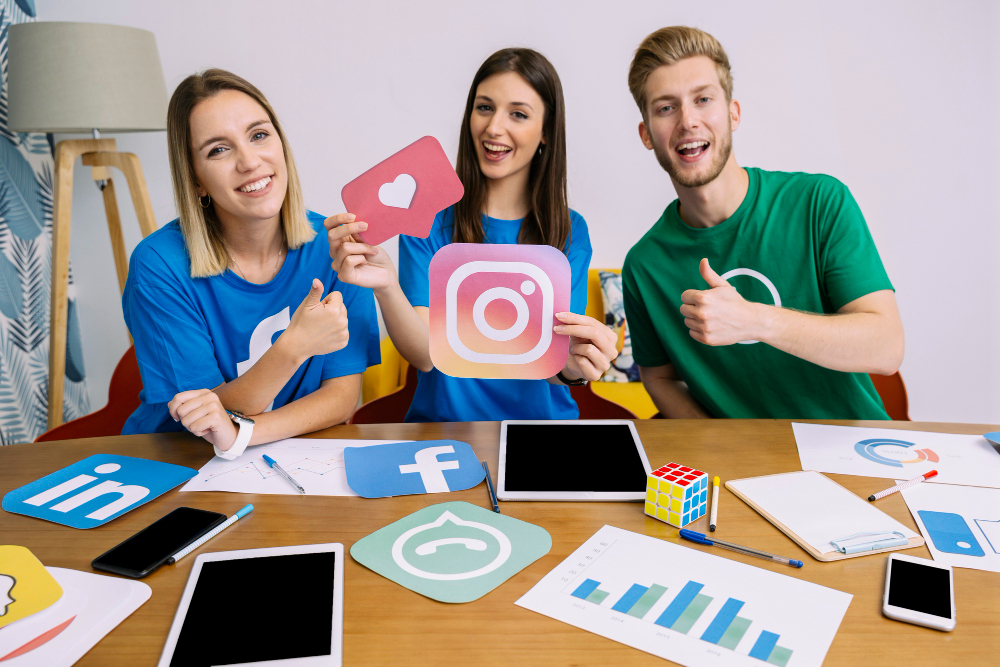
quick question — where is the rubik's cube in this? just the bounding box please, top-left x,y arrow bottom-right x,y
645,463 -> 709,528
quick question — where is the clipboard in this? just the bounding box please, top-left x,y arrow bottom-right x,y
726,471 -> 924,562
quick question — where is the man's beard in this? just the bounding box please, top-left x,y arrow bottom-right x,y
652,127 -> 732,188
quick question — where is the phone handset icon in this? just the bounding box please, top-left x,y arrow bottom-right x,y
414,538 -> 488,555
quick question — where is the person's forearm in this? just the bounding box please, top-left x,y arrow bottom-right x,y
646,379 -> 710,419
754,305 -> 904,375
243,376 -> 360,446
375,283 -> 433,372
214,335 -> 307,415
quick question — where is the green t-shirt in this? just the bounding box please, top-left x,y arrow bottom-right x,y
622,167 -> 892,419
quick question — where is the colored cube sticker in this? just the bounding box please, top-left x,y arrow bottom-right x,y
644,462 -> 708,528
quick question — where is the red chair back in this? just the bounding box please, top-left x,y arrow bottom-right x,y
350,365 -> 419,424
570,384 -> 638,419
35,346 -> 143,441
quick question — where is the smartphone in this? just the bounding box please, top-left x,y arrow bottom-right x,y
882,553 -> 956,631
92,507 -> 226,578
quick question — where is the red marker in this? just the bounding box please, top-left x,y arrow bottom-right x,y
868,470 -> 938,502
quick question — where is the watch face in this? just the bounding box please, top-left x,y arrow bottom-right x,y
227,411 -> 254,425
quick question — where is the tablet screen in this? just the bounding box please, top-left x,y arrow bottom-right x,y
503,423 -> 647,492
170,552 -> 336,666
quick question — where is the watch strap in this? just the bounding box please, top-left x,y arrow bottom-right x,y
214,418 -> 253,460
557,370 -> 588,386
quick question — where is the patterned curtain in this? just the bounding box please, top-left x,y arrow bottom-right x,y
0,0 -> 89,445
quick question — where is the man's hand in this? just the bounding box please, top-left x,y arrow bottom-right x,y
680,258 -> 763,346
168,389 -> 238,450
281,279 -> 350,360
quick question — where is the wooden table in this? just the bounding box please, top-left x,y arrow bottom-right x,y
2,420 -> 998,666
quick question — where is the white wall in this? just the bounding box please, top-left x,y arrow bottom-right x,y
42,0 -> 1000,424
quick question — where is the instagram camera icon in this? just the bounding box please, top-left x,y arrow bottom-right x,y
429,243 -> 570,379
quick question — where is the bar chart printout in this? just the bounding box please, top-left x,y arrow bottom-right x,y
516,526 -> 852,667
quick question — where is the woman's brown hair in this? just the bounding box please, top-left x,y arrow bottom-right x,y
452,48 -> 571,251
166,68 -> 314,277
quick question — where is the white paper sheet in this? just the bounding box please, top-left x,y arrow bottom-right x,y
792,423 -> 1000,489
727,471 -> 918,555
900,482 -> 1000,573
179,438 -> 410,496
516,525 -> 852,667
1,567 -> 150,666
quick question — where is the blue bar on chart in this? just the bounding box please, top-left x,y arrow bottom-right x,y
654,580 -> 704,629
571,579 -> 601,600
749,630 -> 780,661
626,584 -> 668,619
611,584 -> 649,613
700,598 -> 745,644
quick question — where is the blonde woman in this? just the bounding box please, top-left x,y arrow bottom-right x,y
122,69 -> 379,457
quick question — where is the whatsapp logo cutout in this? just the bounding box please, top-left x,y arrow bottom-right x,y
352,501 -> 551,603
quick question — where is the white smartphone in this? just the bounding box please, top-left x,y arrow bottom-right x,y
882,553 -> 956,631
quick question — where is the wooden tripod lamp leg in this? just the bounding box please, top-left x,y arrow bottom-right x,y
47,138 -> 116,430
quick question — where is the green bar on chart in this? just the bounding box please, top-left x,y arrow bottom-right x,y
586,588 -> 610,604
717,616 -> 752,650
672,593 -> 713,633
627,584 -> 668,619
767,645 -> 794,667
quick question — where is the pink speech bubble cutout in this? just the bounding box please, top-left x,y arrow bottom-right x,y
342,136 -> 465,246
429,243 -> 571,379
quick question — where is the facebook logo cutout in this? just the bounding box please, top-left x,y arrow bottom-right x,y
344,440 -> 485,498
2,455 -> 197,529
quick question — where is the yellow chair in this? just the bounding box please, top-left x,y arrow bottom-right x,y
586,269 -> 659,419
361,336 -> 409,404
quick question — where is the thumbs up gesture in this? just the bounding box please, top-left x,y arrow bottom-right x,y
679,259 -> 763,346
283,278 -> 350,359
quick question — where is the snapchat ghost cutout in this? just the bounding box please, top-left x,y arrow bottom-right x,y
0,546 -> 62,628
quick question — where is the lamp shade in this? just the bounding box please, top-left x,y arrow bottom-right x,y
8,22 -> 168,133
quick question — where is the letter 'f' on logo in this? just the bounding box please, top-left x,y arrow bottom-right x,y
398,446 -> 460,493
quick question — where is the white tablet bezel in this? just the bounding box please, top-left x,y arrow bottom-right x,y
497,420 -> 652,501
158,543 -> 344,667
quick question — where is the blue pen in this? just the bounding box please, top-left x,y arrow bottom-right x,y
262,454 -> 305,494
679,529 -> 803,568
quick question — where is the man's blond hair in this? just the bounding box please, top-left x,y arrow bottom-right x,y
628,26 -> 733,117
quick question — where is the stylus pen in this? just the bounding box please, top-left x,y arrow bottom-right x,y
709,476 -> 720,532
262,454 -> 306,494
868,470 -> 938,502
679,529 -> 803,568
168,504 -> 254,564
482,461 -> 501,513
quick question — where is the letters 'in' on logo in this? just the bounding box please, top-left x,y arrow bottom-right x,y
428,243 -> 571,380
342,136 -> 465,246
2,455 -> 197,529
344,440 -> 485,499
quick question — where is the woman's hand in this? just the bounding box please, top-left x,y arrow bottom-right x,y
325,214 -> 398,293
554,312 -> 620,382
168,389 -> 238,451
281,278 -> 350,360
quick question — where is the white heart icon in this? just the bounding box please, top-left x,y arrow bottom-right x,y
378,173 -> 417,209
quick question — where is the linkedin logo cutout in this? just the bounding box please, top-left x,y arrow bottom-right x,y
3,455 -> 197,529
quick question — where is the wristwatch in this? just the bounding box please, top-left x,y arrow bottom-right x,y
557,370 -> 588,387
214,410 -> 254,460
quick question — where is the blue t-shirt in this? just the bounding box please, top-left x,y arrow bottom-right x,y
122,211 -> 380,434
398,205 -> 592,422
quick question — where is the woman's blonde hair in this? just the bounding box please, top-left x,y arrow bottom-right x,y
628,26 -> 733,117
166,68 -> 315,277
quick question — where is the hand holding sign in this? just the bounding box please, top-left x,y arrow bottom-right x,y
341,136 -> 465,246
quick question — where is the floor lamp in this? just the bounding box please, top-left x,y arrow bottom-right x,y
8,22 -> 168,429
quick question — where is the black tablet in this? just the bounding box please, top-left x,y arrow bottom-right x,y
497,420 -> 652,501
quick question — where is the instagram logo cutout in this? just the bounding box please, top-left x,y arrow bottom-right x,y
429,244 -> 570,379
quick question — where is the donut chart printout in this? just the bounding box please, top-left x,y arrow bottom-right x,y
516,525 -> 852,667
900,481 -> 1000,573
791,423 -> 1000,489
